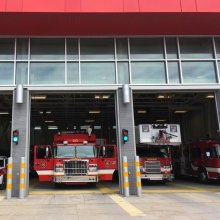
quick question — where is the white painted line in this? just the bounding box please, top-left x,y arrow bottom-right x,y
109,194 -> 146,217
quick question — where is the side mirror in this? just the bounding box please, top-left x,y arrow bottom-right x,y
46,147 -> 49,158
103,146 -> 106,157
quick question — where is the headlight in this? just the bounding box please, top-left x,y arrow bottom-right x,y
89,164 -> 98,171
163,166 -> 170,169
55,164 -> 63,172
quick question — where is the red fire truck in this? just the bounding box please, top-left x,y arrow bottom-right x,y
0,156 -> 7,190
135,124 -> 182,183
33,128 -> 117,187
172,139 -> 220,183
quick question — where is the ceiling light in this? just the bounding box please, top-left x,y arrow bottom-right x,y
31,95 -> 46,100
137,110 -> 146,114
45,120 -> 54,122
39,111 -> 51,114
85,119 -> 94,123
34,126 -> 41,130
156,119 -> 166,122
174,110 -> 188,113
158,94 -> 165,98
0,112 -> 9,114
48,126 -> 58,130
95,95 -> 110,99
205,94 -> 214,98
89,110 -> 101,114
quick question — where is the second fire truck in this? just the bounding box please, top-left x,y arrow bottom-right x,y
34,128 -> 117,187
172,139 -> 220,183
0,156 -> 7,190
135,124 -> 182,183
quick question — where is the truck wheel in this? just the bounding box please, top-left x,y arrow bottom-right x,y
90,182 -> 96,187
0,175 -> 6,190
198,169 -> 209,184
55,183 -> 62,188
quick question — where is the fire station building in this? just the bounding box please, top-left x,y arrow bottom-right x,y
1,0 -> 220,197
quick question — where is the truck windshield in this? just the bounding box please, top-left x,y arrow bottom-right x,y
54,146 -> 75,158
137,147 -> 168,158
214,146 -> 220,158
76,145 -> 98,158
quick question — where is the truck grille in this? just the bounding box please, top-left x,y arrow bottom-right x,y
64,160 -> 88,176
145,161 -> 161,173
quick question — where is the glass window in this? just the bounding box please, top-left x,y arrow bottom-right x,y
16,38 -> 28,60
182,62 -> 216,83
16,62 -> 28,85
30,38 -> 65,60
130,38 -> 164,59
191,148 -> 197,158
54,146 -> 75,158
117,62 -> 129,84
30,62 -> 65,85
81,62 -> 115,84
214,38 -> 220,59
80,38 -> 114,60
166,38 -> 178,59
76,145 -> 98,158
179,37 -> 213,59
197,148 -> 201,158
67,62 -> 79,84
0,62 -> 14,85
67,38 -> 78,60
168,62 -> 180,84
99,146 -> 114,158
204,147 -> 213,158
116,38 -> 128,59
214,146 -> 220,158
131,62 -> 166,84
0,38 -> 14,60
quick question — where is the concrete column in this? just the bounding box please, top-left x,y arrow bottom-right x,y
115,87 -> 136,195
11,89 -> 30,197
215,91 -> 220,139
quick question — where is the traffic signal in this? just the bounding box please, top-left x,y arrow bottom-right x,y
12,130 -> 19,144
122,129 -> 129,143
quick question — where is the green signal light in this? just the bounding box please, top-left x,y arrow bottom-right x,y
13,137 -> 18,142
123,136 -> 129,141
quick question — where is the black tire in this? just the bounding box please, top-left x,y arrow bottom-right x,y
0,175 -> 6,190
198,168 -> 209,184
55,183 -> 62,188
158,180 -> 166,184
90,182 -> 96,187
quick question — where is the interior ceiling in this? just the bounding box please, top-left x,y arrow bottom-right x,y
0,92 -> 215,126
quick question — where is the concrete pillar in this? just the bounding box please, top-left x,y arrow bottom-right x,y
115,87 -> 136,195
11,89 -> 30,197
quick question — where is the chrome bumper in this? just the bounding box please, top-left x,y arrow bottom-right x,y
54,175 -> 99,183
141,173 -> 174,181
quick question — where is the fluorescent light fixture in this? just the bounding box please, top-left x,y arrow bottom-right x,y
31,95 -> 46,100
89,110 -> 101,114
34,126 -> 41,130
85,120 -> 95,122
95,95 -> 110,99
137,110 -> 146,114
0,112 -> 9,114
94,126 -> 101,129
39,111 -> 51,114
45,120 -> 54,123
158,94 -> 175,99
174,110 -> 188,113
205,94 -> 214,98
156,119 -> 166,122
157,94 -> 165,98
48,126 -> 58,130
